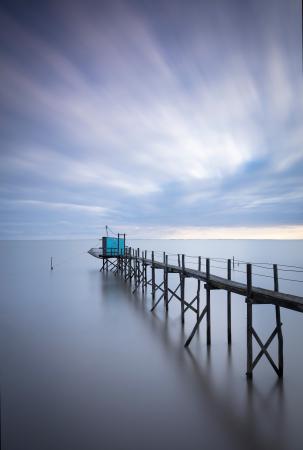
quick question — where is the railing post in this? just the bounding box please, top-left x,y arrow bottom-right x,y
227,259 -> 232,345
206,258 -> 211,345
274,264 -> 283,377
246,263 -> 253,378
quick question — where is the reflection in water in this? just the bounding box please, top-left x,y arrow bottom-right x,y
101,272 -> 288,450
1,240 -> 302,450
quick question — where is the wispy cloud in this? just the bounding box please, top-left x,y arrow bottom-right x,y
0,0 -> 302,238
17,200 -> 109,214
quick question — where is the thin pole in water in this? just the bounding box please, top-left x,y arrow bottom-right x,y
51,257 -> 53,270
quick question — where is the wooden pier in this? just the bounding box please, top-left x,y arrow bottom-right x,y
98,248 -> 303,379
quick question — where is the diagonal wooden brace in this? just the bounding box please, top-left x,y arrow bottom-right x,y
150,292 -> 165,312
252,326 -> 281,376
184,305 -> 208,347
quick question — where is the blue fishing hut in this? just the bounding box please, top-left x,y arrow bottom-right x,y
102,233 -> 126,257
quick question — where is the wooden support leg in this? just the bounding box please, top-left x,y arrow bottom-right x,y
197,281 -> 200,321
206,258 -> 211,345
124,257 -> 127,280
131,253 -> 135,283
181,254 -> 185,324
129,255 -> 132,283
246,267 -> 282,379
151,251 -> 155,303
197,256 -> 201,322
227,259 -> 232,345
227,291 -> 231,345
141,259 -> 144,293
164,255 -> 168,312
137,260 -> 140,283
246,263 -> 253,378
273,264 -> 283,377
206,287 -> 211,346
181,274 -> 185,324
143,251 -> 147,293
165,270 -> 168,312
184,305 -> 208,347
152,268 -> 155,302
135,253 -> 138,284
246,299 -> 253,379
275,305 -> 284,377
114,258 -> 119,276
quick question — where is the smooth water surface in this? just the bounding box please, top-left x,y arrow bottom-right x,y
1,239 -> 303,450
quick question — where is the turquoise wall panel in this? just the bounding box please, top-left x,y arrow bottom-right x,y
102,237 -> 125,256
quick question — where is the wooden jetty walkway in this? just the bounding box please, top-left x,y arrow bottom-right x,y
98,247 -> 303,379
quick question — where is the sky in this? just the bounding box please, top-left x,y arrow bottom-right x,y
0,0 -> 302,239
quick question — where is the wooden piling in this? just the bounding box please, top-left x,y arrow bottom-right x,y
274,264 -> 284,377
206,258 -> 211,346
141,251 -> 144,293
246,263 -> 253,378
181,254 -> 185,324
137,248 -> 140,283
152,251 -> 155,302
197,257 -> 201,322
129,249 -> 132,281
134,249 -> 138,284
144,250 -> 147,292
164,254 -> 168,311
227,259 -> 232,345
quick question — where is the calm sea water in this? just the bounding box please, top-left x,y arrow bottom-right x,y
1,239 -> 303,450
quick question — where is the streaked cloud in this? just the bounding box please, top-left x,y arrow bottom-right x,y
16,200 -> 109,214
0,0 -> 302,238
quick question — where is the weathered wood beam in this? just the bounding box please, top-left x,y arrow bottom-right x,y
150,293 -> 165,312
184,305 -> 208,347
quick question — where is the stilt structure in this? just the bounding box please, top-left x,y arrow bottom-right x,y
90,243 -> 303,379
